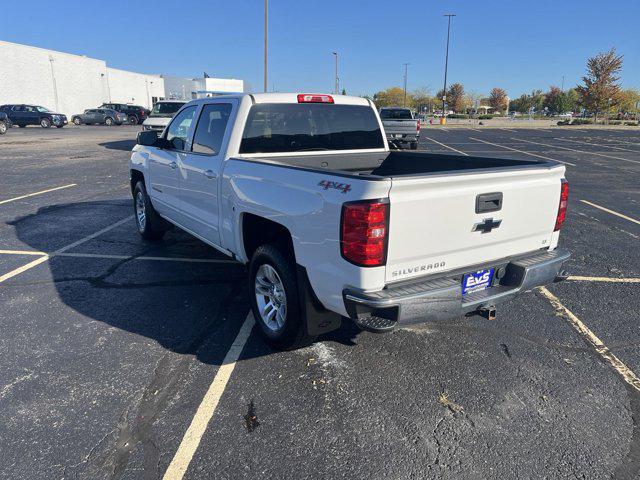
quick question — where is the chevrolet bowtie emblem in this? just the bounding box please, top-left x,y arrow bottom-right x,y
474,218 -> 502,233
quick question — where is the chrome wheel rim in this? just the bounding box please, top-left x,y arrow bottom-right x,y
135,191 -> 146,232
254,264 -> 287,332
0,123 -> 6,134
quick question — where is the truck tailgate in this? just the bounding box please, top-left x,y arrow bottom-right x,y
385,166 -> 565,283
383,120 -> 418,135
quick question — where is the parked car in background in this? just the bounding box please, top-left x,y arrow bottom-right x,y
379,107 -> 420,149
0,112 -> 11,134
0,104 -> 67,128
99,103 -> 150,125
71,108 -> 126,126
142,100 -> 187,132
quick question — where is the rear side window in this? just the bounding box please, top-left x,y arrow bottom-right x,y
166,105 -> 197,151
239,104 -> 384,154
192,103 -> 232,155
380,108 -> 412,119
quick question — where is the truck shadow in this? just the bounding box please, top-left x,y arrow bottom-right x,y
99,139 -> 137,151
8,200 -> 361,366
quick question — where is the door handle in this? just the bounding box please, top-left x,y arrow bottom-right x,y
170,161 -> 177,169
204,170 -> 217,179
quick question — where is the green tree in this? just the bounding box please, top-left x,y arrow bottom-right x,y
617,89 -> 640,115
576,48 -> 623,123
373,87 -> 411,108
341,88 -> 347,95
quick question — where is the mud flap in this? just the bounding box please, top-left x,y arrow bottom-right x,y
296,265 -> 342,336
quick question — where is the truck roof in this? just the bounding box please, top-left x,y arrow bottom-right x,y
184,93 -> 372,107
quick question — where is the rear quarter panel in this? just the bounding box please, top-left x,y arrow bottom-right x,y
220,159 -> 391,316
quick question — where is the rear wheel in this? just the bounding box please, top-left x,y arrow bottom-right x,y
133,181 -> 166,241
0,121 -> 7,135
18,124 -> 26,128
249,244 -> 316,350
73,117 -> 81,125
40,118 -> 51,128
56,125 -> 64,128
105,117 -> 114,126
128,115 -> 139,125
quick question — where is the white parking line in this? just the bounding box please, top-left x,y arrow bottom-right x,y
163,313 -> 255,480
0,184 -> 77,206
423,136 -> 468,155
469,137 -> 576,166
499,128 -> 518,133
0,216 -> 133,284
0,249 -> 237,264
513,137 -> 640,165
568,276 -> 640,283
580,200 -> 640,226
555,137 -> 640,153
539,287 -> 640,392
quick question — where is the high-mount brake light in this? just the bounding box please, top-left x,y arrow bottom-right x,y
341,200 -> 389,267
297,94 -> 334,104
554,179 -> 569,231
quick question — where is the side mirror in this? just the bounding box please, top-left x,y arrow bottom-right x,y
137,130 -> 159,147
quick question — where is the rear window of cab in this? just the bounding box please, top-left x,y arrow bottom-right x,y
239,103 -> 384,154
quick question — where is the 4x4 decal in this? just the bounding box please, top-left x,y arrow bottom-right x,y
318,180 -> 351,194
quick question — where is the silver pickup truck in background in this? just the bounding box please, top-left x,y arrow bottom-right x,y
379,107 -> 420,149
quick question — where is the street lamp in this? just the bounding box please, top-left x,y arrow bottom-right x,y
441,14 -> 456,125
332,52 -> 339,94
264,0 -> 268,93
402,63 -> 410,107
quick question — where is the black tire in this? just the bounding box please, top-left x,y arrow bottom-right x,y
132,181 -> 166,241
40,117 -> 51,128
249,244 -> 316,350
128,115 -> 139,125
56,125 -> 64,128
73,117 -> 81,126
18,124 -> 26,128
410,141 -> 418,150
105,117 -> 114,126
0,121 -> 7,135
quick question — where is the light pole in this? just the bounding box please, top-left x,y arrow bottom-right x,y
264,0 -> 268,93
333,52 -> 339,94
441,14 -> 455,125
402,63 -> 409,107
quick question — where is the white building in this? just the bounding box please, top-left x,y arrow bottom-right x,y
0,40 -> 246,118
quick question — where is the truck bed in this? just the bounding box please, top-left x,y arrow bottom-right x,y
242,151 -> 548,178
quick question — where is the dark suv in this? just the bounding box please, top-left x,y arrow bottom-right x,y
0,112 -> 11,134
99,103 -> 150,125
0,104 -> 68,128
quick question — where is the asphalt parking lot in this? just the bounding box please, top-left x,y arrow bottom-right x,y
1,124 -> 640,479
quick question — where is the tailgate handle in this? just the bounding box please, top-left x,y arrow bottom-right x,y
476,192 -> 503,213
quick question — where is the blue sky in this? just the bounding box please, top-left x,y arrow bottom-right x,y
4,0 -> 639,97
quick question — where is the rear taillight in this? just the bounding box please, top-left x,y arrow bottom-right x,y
554,179 -> 569,231
341,200 -> 389,267
417,119 -> 421,131
297,94 -> 334,103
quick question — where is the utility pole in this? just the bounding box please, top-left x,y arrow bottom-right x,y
441,14 -> 455,125
333,52 -> 339,94
402,63 -> 409,107
264,0 -> 268,93
561,75 -> 565,91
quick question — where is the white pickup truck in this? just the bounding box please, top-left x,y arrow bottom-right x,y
130,93 -> 570,349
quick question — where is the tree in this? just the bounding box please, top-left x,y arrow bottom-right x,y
447,83 -> 466,113
576,48 -> 623,123
373,87 -> 411,108
341,88 -> 347,95
410,87 -> 434,114
617,89 -> 640,116
466,91 -> 484,114
489,88 -> 508,114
